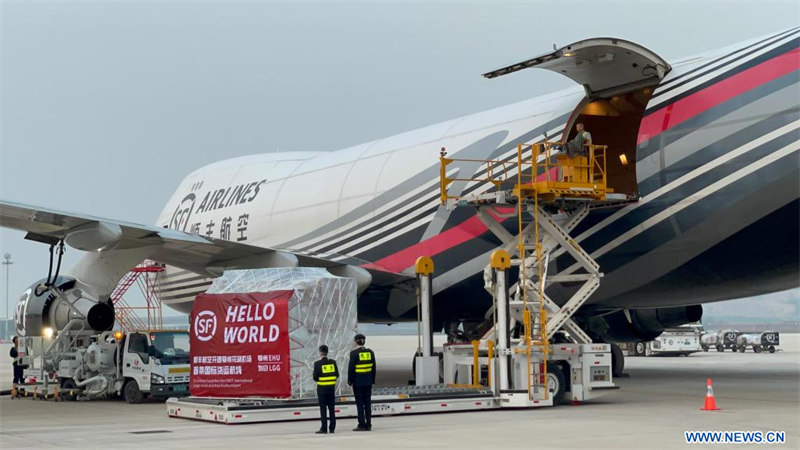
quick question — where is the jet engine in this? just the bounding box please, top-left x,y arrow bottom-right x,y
14,276 -> 115,339
588,305 -> 703,343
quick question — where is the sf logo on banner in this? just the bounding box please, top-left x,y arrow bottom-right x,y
194,310 -> 217,342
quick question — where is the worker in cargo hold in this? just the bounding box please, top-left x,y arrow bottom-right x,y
313,344 -> 340,434
560,122 -> 592,158
348,333 -> 376,431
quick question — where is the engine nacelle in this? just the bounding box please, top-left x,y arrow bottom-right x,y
14,276 -> 115,338
589,305 -> 703,343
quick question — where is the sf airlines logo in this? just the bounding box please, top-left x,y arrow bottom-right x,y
194,310 -> 218,342
169,179 -> 266,231
171,193 -> 197,232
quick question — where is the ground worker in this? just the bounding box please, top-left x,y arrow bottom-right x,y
348,333 -> 376,431
10,336 -> 24,392
312,344 -> 339,434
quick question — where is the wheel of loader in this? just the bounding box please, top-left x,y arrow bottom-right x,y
753,345 -> 762,353
738,345 -> 746,353
546,364 -> 567,405
634,342 -> 646,356
60,378 -> 78,400
715,344 -> 724,352
124,379 -> 144,404
701,345 -> 708,352
769,345 -> 776,353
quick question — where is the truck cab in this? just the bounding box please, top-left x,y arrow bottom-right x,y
120,330 -> 190,403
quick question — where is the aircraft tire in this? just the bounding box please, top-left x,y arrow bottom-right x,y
610,343 -> 624,377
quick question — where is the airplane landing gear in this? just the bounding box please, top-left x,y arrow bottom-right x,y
610,343 -> 624,377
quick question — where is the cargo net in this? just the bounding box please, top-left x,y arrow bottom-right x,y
207,268 -> 358,399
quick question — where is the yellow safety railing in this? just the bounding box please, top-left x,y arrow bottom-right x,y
439,142 -> 609,205
516,141 -> 608,188
439,149 -> 511,205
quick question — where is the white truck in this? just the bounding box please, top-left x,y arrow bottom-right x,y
14,277 -> 191,402
22,329 -> 190,403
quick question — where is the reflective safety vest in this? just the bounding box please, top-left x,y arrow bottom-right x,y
317,363 -> 338,386
355,351 -> 373,373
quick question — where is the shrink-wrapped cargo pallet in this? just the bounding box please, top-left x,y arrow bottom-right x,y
189,268 -> 358,399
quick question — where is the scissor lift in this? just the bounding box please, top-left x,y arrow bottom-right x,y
438,140 -> 621,405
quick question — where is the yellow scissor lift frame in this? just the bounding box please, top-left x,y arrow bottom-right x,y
439,141 -> 613,405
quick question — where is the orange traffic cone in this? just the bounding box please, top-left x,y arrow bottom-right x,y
701,378 -> 721,411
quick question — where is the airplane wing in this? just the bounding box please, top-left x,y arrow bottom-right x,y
0,199 -> 411,295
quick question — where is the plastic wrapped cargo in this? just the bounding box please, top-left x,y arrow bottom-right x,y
191,268 -> 358,399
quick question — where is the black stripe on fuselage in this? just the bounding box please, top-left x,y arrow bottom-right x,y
638,64 -> 799,163
608,198 -> 799,306
352,222 -> 429,264
156,280 -> 213,294
563,104 -> 799,251
644,38 -> 799,118
316,192 -> 440,255
653,28 -> 799,96
423,196 -> 799,323
577,143 -> 798,277
157,275 -> 204,288
161,286 -> 210,301
638,104 -> 799,195
311,186 -> 439,254
556,117 -> 798,272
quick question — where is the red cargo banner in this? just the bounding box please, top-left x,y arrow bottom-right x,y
190,290 -> 292,397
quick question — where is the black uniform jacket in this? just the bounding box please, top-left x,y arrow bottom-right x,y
347,347 -> 376,387
313,357 -> 340,392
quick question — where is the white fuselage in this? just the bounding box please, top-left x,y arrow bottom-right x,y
156,89 -> 582,247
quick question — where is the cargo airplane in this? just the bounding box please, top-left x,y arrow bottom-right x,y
2,29 -> 798,374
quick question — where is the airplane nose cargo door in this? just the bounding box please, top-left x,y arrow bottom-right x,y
484,38 -> 671,197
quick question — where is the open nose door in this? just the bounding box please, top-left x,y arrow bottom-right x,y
483,38 -> 671,98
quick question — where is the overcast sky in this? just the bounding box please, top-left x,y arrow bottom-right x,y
1,1 -> 798,318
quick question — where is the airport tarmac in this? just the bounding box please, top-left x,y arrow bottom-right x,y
1,335 -> 798,449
